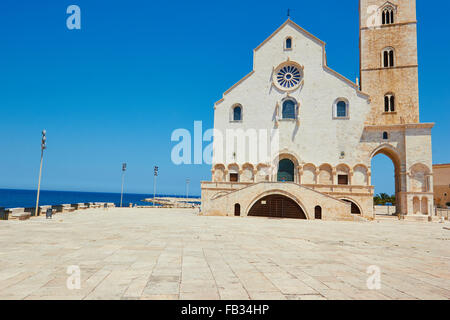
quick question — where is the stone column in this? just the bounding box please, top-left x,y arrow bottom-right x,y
297,165 -> 303,185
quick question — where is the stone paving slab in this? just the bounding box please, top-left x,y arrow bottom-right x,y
0,208 -> 449,300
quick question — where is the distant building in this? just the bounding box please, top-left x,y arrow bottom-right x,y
201,0 -> 434,220
433,164 -> 450,208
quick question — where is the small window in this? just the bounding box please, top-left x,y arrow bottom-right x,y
282,99 -> 296,119
384,94 -> 395,112
338,175 -> 349,185
234,203 -> 241,216
315,206 -> 322,220
232,105 -> 242,121
285,38 -> 292,49
383,48 -> 395,68
335,100 -> 348,118
383,132 -> 389,140
230,173 -> 239,182
382,7 -> 395,25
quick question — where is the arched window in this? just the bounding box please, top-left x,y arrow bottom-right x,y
232,105 -> 242,121
234,203 -> 241,216
334,99 -> 348,118
383,48 -> 395,68
285,37 -> 292,49
282,99 -> 296,119
383,132 -> 389,140
315,206 -> 322,220
384,93 -> 395,112
382,7 -> 395,25
277,159 -> 295,182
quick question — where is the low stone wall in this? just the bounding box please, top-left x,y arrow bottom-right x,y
0,202 -> 116,221
374,205 -> 397,215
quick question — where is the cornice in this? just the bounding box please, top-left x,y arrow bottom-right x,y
360,20 -> 417,31
364,123 -> 435,131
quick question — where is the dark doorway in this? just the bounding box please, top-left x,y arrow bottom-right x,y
277,159 -> 295,182
230,173 -> 239,182
342,199 -> 361,214
315,206 -> 322,219
234,203 -> 241,216
248,195 -> 306,219
338,175 -> 349,185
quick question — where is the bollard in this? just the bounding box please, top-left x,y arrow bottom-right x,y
46,208 -> 53,219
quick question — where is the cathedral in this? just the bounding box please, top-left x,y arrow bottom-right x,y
201,0 -> 434,221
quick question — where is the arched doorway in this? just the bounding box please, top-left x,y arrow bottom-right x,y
277,159 -> 295,182
342,199 -> 362,215
234,203 -> 241,216
315,206 -> 322,219
248,194 -> 306,219
371,146 -> 402,214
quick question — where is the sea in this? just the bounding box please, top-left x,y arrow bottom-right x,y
0,189 -> 200,209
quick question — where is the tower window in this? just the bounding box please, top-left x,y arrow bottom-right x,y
383,48 -> 395,68
285,37 -> 292,49
382,7 -> 395,25
384,94 -> 395,112
383,132 -> 389,140
282,99 -> 296,119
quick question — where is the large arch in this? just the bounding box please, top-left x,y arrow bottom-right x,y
341,198 -> 363,215
248,194 -> 307,219
370,144 -> 403,214
246,190 -> 308,219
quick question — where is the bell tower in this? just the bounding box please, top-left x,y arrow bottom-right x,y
360,0 -> 420,125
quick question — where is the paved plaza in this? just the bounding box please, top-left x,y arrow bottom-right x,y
0,208 -> 449,300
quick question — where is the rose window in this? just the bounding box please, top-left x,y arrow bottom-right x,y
276,65 -> 302,89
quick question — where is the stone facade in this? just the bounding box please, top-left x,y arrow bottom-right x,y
201,0 -> 434,220
433,164 -> 450,208
360,0 -> 419,125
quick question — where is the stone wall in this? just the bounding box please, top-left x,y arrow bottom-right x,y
433,164 -> 450,207
360,0 -> 420,125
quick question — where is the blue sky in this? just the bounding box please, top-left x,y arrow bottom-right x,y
0,0 -> 449,196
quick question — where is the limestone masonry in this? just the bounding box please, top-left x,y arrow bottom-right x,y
433,164 -> 450,208
201,0 -> 434,220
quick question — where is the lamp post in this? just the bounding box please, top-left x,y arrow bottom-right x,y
153,166 -> 158,207
35,130 -> 47,216
186,179 -> 190,199
120,163 -> 127,207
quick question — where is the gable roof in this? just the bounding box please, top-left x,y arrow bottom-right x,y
254,18 -> 325,52
214,18 -> 370,107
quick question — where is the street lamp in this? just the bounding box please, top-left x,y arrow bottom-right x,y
120,163 -> 127,207
153,166 -> 158,207
35,130 -> 47,216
